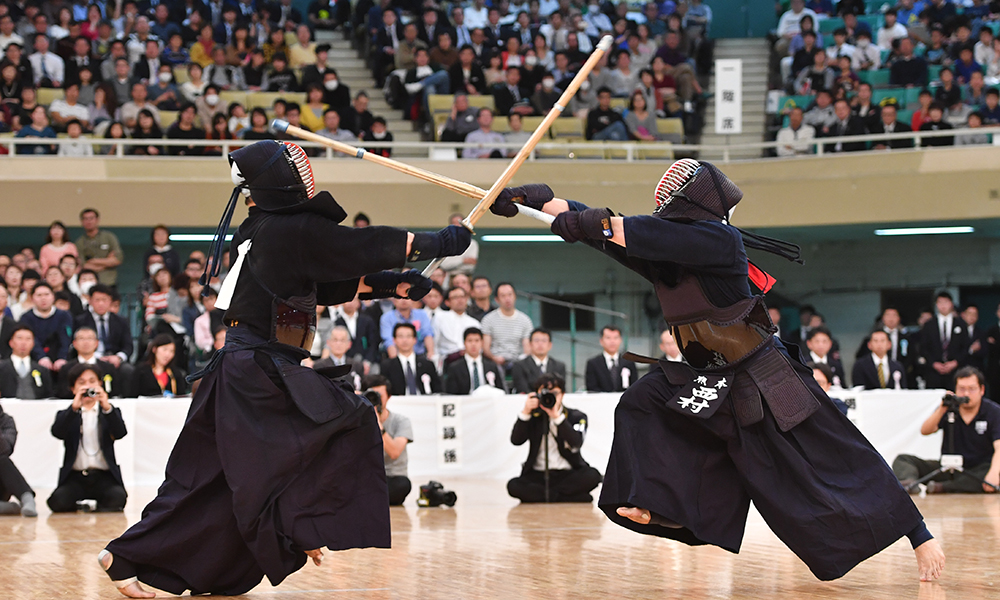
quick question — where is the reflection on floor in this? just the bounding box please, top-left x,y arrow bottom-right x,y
1,479 -> 998,599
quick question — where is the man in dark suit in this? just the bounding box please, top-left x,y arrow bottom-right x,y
380,323 -> 440,395
961,304 -> 988,372
512,328 -> 567,393
333,297 -> 380,364
57,328 -> 123,399
585,326 -> 638,392
0,326 -> 54,399
507,373 -> 602,503
852,330 -> 907,389
75,285 -> 134,392
445,327 -> 505,394
822,98 -> 868,153
920,291 -> 970,390
373,8 -> 403,86
448,45 -> 486,95
417,7 -> 454,47
47,363 -> 128,513
869,103 -> 914,149
130,38 -> 163,83
501,12 -> 538,48
805,327 -> 846,387
787,304 -> 816,355
492,65 -> 531,116
299,43 -> 331,90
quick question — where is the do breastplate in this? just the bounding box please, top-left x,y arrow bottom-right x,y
654,273 -> 775,370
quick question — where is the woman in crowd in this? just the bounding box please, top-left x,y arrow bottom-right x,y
8,267 -> 35,320
181,277 -> 205,339
50,7 -> 73,40
101,121 -> 128,155
39,221 -> 78,273
300,83 -> 329,132
189,23 -> 216,67
226,26 -> 254,65
77,66 -> 97,106
502,37 -> 523,68
17,87 -> 39,125
89,84 -> 116,130
534,34 -> 554,70
1,62 -> 24,105
142,225 -> 181,277
227,102 -> 249,136
144,266 -> 185,334
241,107 -> 274,140
132,334 -> 188,397
15,105 -> 56,155
635,24 -> 657,68
204,112 -> 234,155
484,52 -> 506,86
624,89 -> 660,141
4,265 -> 23,310
262,27 -> 288,63
911,89 -> 933,131
165,103 -> 206,155
180,63 -> 208,103
81,4 -> 103,40
130,109 -> 164,155
650,56 -> 679,114
44,266 -> 84,316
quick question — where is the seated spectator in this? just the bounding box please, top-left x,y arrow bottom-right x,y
0,61 -> 23,106
50,83 -> 91,132
440,93 -> 480,141
57,119 -> 94,156
975,27 -> 994,69
654,29 -> 702,101
166,103 -> 207,156
0,403 -> 36,516
944,97 -> 972,128
481,283 -> 532,368
981,88 -> 1000,125
379,323 -> 441,395
320,70 -> 351,112
512,328 -> 567,393
58,327 -> 122,398
794,48 -> 834,94
39,222 -> 78,275
934,67 -> 961,108
364,374 -> 414,505
803,90 -> 839,131
311,326 -> 365,388
77,283 -> 133,377
204,46 -> 246,91
493,65 -> 533,115
179,63 -> 208,104
191,21 -> 218,66
0,288 -> 11,357
608,50 -> 637,97
372,8 -> 402,88
195,84 -> 224,131
192,287 -> 221,356
585,325 -> 638,392
954,46 -> 981,86
132,334 -> 187,397
88,85 -> 115,132
20,283 -> 73,373
242,49 -> 267,91
242,107 -> 274,140
204,112 -> 233,155
822,98 -> 867,152
956,112 -> 989,146
850,82 -> 881,131
288,24 -> 317,69
851,30 -> 880,72
430,30 -> 458,69
483,51 -> 506,86
108,57 -> 134,106
919,102 -> 954,146
47,364 -> 128,513
14,105 -> 56,155
317,108 -> 357,144
833,56 -> 859,94
28,34 -> 63,88
624,89 -> 660,141
507,373 -> 603,503
586,86 -> 628,140
128,109 -> 164,155
299,83 -> 329,133
433,286 -> 481,361
161,32 -> 190,67
330,296 -> 379,365
380,297 -> 434,358
262,52 -> 299,92
462,107 -> 506,158
892,367 -> 1000,493
446,327 -> 505,393
299,43 -> 331,90
396,23 -> 428,71
806,326 -> 844,386
504,112 -> 532,146
870,102 -> 914,150
852,329 -> 907,390
338,92 -> 372,138
965,71 -> 986,109
776,106 -> 815,157
890,38 -> 928,87
132,38 -> 163,84
530,71 -> 560,115
402,48 -> 451,118
147,64 -> 180,111
116,82 -> 161,130
362,116 -> 393,157
877,9 -> 908,51
0,325 -> 54,398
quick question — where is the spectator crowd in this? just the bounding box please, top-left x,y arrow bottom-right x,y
773,0 -> 1000,156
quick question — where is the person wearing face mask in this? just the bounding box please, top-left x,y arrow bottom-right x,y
568,77 -> 597,117
530,71 -> 560,114
851,30 -> 880,72
195,83 -> 225,130
147,64 -> 180,111
362,116 -> 394,157
320,69 -> 351,111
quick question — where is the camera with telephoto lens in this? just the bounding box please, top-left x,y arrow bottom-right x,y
362,389 -> 382,413
417,480 -> 457,507
942,393 -> 970,410
85,388 -> 99,398
538,389 -> 558,409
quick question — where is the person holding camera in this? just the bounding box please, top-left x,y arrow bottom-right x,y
47,363 -> 128,513
507,374 -> 602,503
892,367 -> 1000,493
363,375 -> 414,505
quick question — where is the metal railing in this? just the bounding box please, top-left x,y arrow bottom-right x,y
4,125 -> 996,163
519,290 -> 628,391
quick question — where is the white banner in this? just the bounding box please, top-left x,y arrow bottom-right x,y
714,58 -> 743,135
436,396 -> 463,469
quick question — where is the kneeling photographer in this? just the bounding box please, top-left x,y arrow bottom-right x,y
892,367 -> 1000,494
362,375 -> 414,505
507,374 -> 602,503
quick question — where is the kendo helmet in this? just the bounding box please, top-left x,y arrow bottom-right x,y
228,140 -> 315,209
653,159 -> 743,223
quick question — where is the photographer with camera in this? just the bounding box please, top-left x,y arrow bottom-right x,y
362,374 -> 414,506
892,366 -> 1000,493
507,373 -> 602,503
48,363 -> 129,512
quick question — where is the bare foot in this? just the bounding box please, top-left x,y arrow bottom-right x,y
99,552 -> 155,598
616,506 -> 651,525
915,539 -> 946,581
305,548 -> 324,566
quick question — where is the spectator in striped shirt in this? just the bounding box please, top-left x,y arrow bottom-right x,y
481,282 -> 533,368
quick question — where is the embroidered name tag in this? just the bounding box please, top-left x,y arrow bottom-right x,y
667,373 -> 731,419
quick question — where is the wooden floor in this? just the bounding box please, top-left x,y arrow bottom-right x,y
2,480 -> 1000,599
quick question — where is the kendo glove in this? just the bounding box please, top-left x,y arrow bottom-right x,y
360,269 -> 432,300
490,184 -> 555,218
551,207 -> 615,244
408,225 -> 472,262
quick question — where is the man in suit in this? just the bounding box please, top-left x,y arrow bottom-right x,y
806,327 -> 846,387
853,330 -> 907,389
787,304 -> 816,355
0,287 -> 14,360
445,327 -> 504,394
130,38 -> 162,83
380,323 -> 440,395
512,328 -> 566,393
0,325 -> 54,399
823,98 -> 868,153
417,7 -> 453,47
585,326 -> 638,392
374,8 -> 403,86
58,328 -> 123,399
870,102 -> 914,149
449,44 -> 487,95
48,363 -> 128,513
507,373 -> 602,503
75,284 -> 134,392
502,11 -> 538,48
492,65 -> 532,116
311,326 -> 365,391
659,329 -> 685,362
920,291 -> 970,390
961,304 -> 988,372
333,296 -> 379,364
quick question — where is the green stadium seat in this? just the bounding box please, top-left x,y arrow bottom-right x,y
858,69 -> 891,87
427,94 -> 454,120
858,15 -> 881,30
521,116 -> 544,131
896,108 -> 914,124
467,95 -> 496,111
535,137 -> 571,159
656,118 -> 684,143
550,117 -> 584,139
819,17 -> 845,34
928,64 -> 943,82
37,88 -> 64,106
872,87 -> 906,106
905,87 -> 924,107
160,110 -> 179,126
637,141 -> 674,160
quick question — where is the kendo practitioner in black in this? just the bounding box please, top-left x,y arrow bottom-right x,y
99,140 -> 471,598
488,158 -> 946,582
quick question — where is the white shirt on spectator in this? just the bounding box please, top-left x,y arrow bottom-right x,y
523,409 -> 572,471
877,23 -> 908,51
872,353 -> 889,378
776,123 -> 815,156
463,128 -> 506,158
538,0 -> 559,15
116,101 -> 162,127
50,98 -> 91,122
72,403 -> 112,472
59,139 -> 95,156
464,6 -> 489,29
29,51 -> 65,85
0,32 -> 23,51
464,353 -> 487,393
603,351 -> 620,371
396,352 -> 419,395
826,43 -> 856,62
433,309 -> 481,358
336,309 -> 358,340
975,41 -> 992,70
777,7 -> 816,37
851,43 -> 881,71
809,351 -> 828,364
